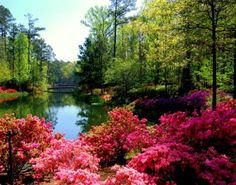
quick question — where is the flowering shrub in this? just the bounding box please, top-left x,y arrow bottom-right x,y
30,138 -> 100,181
55,168 -> 101,185
23,100 -> 236,184
177,100 -> 236,156
0,114 -> 53,175
134,90 -> 210,122
83,108 -> 149,165
104,165 -> 154,185
128,143 -> 199,185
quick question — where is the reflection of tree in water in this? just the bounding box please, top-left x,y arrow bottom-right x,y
76,103 -> 109,133
47,106 -> 59,129
0,94 -> 49,119
0,92 -> 109,133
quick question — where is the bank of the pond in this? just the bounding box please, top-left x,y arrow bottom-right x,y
0,92 -> 28,103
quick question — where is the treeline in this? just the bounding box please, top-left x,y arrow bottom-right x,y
0,5 -> 77,92
77,0 -> 236,109
0,5 -> 54,91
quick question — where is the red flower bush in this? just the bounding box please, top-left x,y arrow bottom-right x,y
128,143 -> 199,185
177,100 -> 236,156
83,108 -> 149,165
0,114 -> 53,175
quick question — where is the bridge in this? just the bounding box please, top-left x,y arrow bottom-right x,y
48,83 -> 77,92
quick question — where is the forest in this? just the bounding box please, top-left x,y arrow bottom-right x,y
0,5 -> 77,93
77,0 -> 236,111
0,0 -> 236,184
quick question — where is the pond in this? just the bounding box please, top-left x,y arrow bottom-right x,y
0,93 -> 109,139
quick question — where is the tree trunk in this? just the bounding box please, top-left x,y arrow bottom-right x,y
234,37 -> 236,99
211,4 -> 217,111
113,0 -> 117,58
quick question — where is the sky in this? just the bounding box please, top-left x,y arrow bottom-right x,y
0,0 -> 143,61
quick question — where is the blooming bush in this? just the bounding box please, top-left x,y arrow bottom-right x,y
5,99 -> 233,185
104,165 -> 154,185
0,114 -> 53,175
83,108 -> 149,165
176,100 -> 236,156
128,143 -> 199,185
30,138 -> 100,181
134,90 -> 210,122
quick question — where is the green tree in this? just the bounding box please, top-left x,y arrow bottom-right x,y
15,32 -> 29,88
109,0 -> 137,58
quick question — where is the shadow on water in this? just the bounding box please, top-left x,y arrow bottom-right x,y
0,93 -> 108,139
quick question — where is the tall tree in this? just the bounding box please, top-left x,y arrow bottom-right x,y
109,0 -> 136,58
15,33 -> 29,89
194,0 -> 234,110
0,5 -> 14,60
24,14 -> 45,67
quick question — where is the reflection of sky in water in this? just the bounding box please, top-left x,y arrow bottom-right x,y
49,105 -> 86,140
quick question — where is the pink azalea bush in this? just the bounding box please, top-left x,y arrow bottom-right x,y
30,137 -> 100,181
104,165 -> 155,185
82,108 -> 150,165
0,114 -> 53,175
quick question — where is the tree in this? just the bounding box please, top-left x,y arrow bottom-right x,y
0,5 -> 14,60
24,14 -> 45,70
105,58 -> 139,95
77,38 -> 104,91
109,0 -> 137,58
15,32 -> 29,88
0,60 -> 11,83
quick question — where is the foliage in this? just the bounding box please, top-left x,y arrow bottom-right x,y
0,60 -> 11,83
105,58 -> 139,95
134,90 -> 210,122
0,114 -> 53,175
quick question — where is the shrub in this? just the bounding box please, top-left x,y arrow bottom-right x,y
177,100 -> 236,156
30,138 -> 100,180
0,114 -> 53,175
134,90 -> 210,122
83,108 -> 149,165
104,165 -> 154,185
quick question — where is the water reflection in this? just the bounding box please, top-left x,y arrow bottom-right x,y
0,93 -> 108,139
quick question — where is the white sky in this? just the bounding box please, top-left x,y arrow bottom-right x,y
0,0 -> 143,61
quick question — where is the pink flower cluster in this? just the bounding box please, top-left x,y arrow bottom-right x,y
104,165 -> 154,185
83,108 -> 151,165
30,138 -> 100,180
0,114 -> 53,175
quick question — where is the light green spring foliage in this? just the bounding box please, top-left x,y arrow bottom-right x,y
105,58 -> 139,92
78,0 -> 236,94
15,33 -> 29,84
0,60 -> 11,83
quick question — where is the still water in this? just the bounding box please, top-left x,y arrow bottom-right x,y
0,93 -> 108,139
